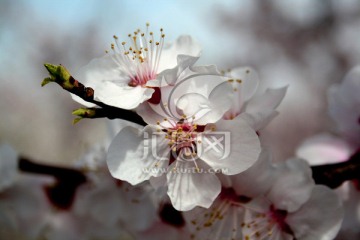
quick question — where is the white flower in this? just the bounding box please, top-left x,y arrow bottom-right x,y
328,66 -> 360,148
185,155 -> 343,240
184,150 -> 275,240
223,67 -> 287,131
0,144 -> 18,192
107,65 -> 261,211
71,23 -> 201,110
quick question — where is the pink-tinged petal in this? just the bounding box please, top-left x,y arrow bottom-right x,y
107,125 -> 169,185
238,110 -> 279,131
267,159 -> 314,212
286,185 -> 344,240
328,66 -> 360,146
157,35 -> 201,73
229,67 -> 259,101
232,149 -> 276,198
71,54 -> 129,107
246,86 -> 288,115
94,82 -> 154,109
0,144 -> 18,192
199,118 -> 261,175
296,133 -> 352,165
166,161 -> 221,211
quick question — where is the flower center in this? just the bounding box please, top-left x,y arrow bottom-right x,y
156,116 -> 206,169
242,204 -> 294,239
108,23 -> 165,87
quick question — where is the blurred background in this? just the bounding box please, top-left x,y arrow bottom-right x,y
1,0 -> 359,165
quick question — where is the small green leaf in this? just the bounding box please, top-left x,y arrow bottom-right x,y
41,77 -> 54,87
72,117 -> 82,124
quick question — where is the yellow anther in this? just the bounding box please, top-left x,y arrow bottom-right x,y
236,79 -> 242,83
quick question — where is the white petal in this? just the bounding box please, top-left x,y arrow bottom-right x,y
246,86 -> 288,114
157,35 -> 201,73
166,161 -> 221,211
189,64 -> 220,75
267,159 -> 314,212
0,144 -> 18,192
136,101 -> 170,126
158,55 -> 200,86
238,110 -> 279,131
107,125 -> 169,185
94,82 -> 154,109
176,76 -> 234,124
286,185 -> 344,240
232,149 -> 276,198
296,133 -> 352,165
71,54 -> 129,107
228,67 -> 259,101
198,117 -> 261,175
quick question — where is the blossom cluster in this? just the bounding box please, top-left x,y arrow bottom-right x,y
3,24 -> 360,240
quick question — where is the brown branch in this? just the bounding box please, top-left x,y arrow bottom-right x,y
42,64 -> 147,126
19,157 -> 87,210
311,150 -> 360,189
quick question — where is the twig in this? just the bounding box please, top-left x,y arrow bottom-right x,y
42,64 -> 147,126
311,150 -> 360,188
19,157 -> 87,209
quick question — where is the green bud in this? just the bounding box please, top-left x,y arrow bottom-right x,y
72,108 -> 99,124
42,63 -> 72,89
72,108 -> 97,118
